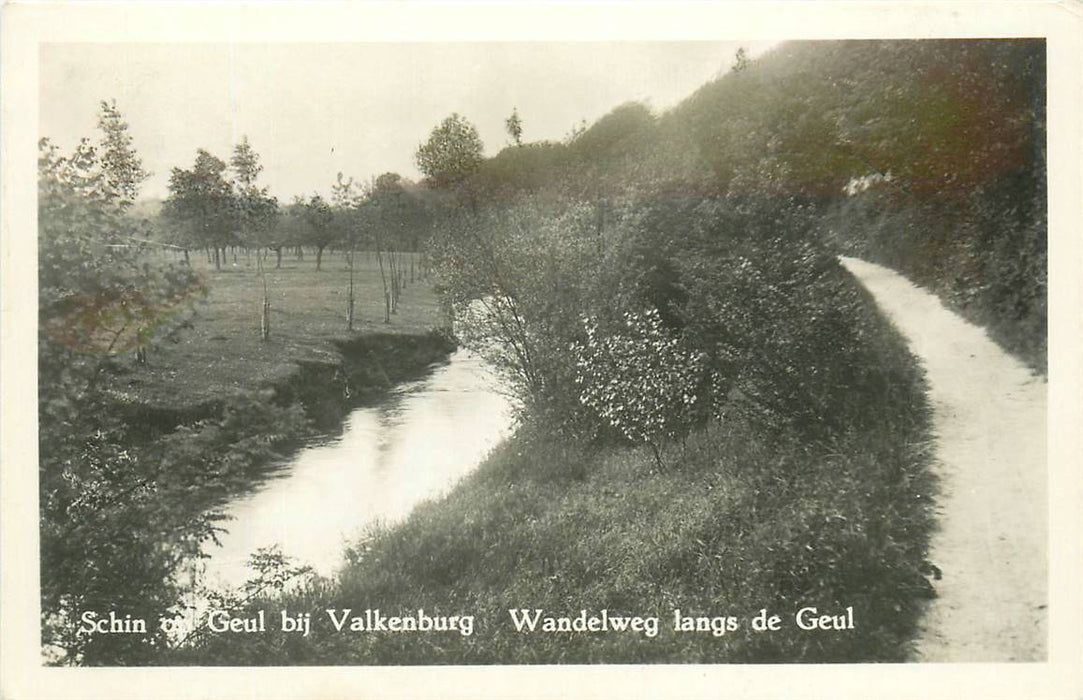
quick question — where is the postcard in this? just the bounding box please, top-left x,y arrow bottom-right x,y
2,2 -> 1081,698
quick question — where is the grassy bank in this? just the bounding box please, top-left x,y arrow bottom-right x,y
102,250 -> 443,414
167,266 -> 936,665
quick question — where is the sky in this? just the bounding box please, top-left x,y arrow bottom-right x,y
40,41 -> 780,202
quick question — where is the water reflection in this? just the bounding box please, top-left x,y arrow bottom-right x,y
201,349 -> 514,589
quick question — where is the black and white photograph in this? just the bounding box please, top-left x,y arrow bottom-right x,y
2,2 -> 1082,698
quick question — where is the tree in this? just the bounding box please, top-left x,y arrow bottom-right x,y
230,136 -> 261,189
564,118 -> 588,144
731,46 -> 750,73
275,199 -> 309,266
301,193 -> 336,271
565,101 -> 656,200
97,99 -> 149,208
230,138 -> 279,244
362,171 -> 433,321
365,173 -> 406,322
230,137 -> 279,340
505,107 -> 523,147
373,171 -> 403,197
331,171 -> 362,209
38,133 -> 209,664
429,196 -> 604,432
163,150 -> 234,269
415,113 -> 484,188
331,172 -> 362,330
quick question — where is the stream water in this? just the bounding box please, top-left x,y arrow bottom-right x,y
199,348 -> 514,590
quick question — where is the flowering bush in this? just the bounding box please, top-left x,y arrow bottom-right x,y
572,308 -> 712,468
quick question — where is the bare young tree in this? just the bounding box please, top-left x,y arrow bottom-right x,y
230,136 -> 278,340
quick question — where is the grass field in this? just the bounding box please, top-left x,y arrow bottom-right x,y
104,248 -> 444,409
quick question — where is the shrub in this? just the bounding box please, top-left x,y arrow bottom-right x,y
572,309 -> 713,468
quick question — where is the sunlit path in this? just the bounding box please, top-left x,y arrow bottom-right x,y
841,256 -> 1047,661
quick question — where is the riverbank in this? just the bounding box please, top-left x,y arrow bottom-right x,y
113,256 -> 459,506
101,256 -> 457,507
37,255 -> 458,665
164,265 -> 938,665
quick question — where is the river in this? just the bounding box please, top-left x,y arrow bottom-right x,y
199,348 -> 514,590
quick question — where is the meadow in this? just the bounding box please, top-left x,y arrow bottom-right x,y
102,248 -> 442,411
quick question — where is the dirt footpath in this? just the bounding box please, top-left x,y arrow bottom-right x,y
840,256 -> 1047,662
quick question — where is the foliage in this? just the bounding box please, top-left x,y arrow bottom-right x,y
162,149 -> 235,261
152,392 -> 311,508
667,40 -> 1046,369
232,137 -> 280,338
471,141 -> 571,201
570,101 -> 655,162
38,136 -> 206,375
505,107 -> 523,146
299,194 -> 333,238
40,388 -> 312,665
829,161 -> 1046,371
329,171 -> 359,206
429,195 -> 606,434
38,112 -> 215,664
38,105 -> 323,665
97,99 -> 149,208
39,413 -> 213,665
565,101 -> 657,197
362,171 -> 432,252
230,136 -> 262,188
564,117 -> 589,143
415,112 -> 484,189
300,193 -> 336,270
573,309 -> 711,467
732,46 -> 750,73
173,545 -> 317,659
275,200 -> 311,250
230,137 -> 280,251
635,194 -> 882,437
